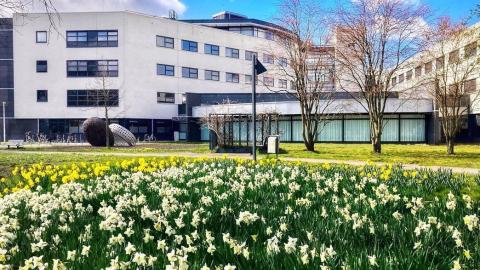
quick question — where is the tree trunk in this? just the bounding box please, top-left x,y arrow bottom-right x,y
371,118 -> 382,154
446,138 -> 455,155
105,106 -> 110,149
302,116 -> 316,152
372,137 -> 381,154
304,138 -> 315,152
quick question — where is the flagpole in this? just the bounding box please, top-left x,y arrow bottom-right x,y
252,54 -> 257,161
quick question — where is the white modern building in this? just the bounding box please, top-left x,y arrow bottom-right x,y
1,10 -> 471,144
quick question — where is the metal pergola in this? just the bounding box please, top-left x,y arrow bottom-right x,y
208,113 -> 279,148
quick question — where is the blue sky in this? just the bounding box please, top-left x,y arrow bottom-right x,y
180,0 -> 479,24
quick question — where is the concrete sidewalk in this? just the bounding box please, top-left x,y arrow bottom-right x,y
3,150 -> 480,175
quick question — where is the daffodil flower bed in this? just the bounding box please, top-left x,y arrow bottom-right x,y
0,158 -> 479,269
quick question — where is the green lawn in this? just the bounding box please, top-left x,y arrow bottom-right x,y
276,143 -> 480,169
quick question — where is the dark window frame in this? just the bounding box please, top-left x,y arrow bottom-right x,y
67,89 -> 119,107
36,31 -> 47,43
263,54 -> 274,64
226,72 -> 240,83
245,50 -> 257,61
36,60 -> 48,73
391,76 -> 397,86
265,31 -> 274,40
205,44 -> 220,56
464,42 -> 477,58
67,60 -> 118,77
449,50 -> 460,64
226,47 -> 239,59
415,66 -> 422,78
424,61 -> 433,74
205,70 -> 220,81
436,56 -> 445,70
36,90 -> 48,102
245,74 -> 253,84
278,79 -> 288,89
157,64 -> 175,76
406,70 -> 413,81
182,67 -> 198,79
157,92 -> 175,103
181,40 -> 198,52
263,76 -> 274,87
66,30 -> 118,48
156,35 -> 174,49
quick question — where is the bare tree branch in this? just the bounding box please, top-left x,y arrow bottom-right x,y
417,17 -> 480,154
267,0 -> 338,152
1,0 -> 60,33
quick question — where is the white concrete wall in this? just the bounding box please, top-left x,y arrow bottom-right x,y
192,99 -> 433,118
13,11 -> 284,120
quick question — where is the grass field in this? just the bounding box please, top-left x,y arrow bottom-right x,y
278,143 -> 480,169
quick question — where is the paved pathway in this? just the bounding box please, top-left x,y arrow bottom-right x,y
3,150 -> 480,175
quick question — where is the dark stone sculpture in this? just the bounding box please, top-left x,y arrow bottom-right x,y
82,117 -> 114,147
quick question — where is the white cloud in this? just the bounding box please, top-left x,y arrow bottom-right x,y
2,0 -> 187,17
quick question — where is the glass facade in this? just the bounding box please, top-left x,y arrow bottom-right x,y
200,114 -> 427,143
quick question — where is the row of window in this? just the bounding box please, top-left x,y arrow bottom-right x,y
36,58 -> 291,88
36,89 -> 176,105
67,30 -> 118,48
36,60 -> 119,77
36,89 -> 120,106
392,41 -> 479,86
36,30 -> 119,48
67,90 -> 119,107
156,64 -> 288,87
225,26 -> 275,40
36,59 -> 288,86
156,35 -> 287,66
67,60 -> 119,77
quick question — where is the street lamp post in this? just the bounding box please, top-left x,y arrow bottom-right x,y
251,55 -> 267,161
2,102 -> 6,143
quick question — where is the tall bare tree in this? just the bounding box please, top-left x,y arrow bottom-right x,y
271,0 -> 336,152
333,0 -> 428,153
420,17 -> 480,154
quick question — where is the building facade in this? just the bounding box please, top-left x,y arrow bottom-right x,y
0,11 -> 452,144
